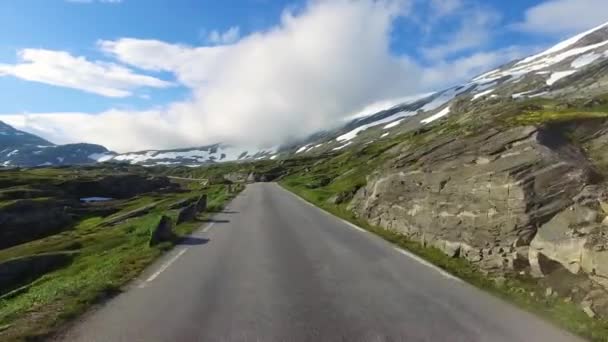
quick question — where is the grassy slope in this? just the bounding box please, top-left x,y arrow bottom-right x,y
277,99 -> 608,341
0,169 -> 241,341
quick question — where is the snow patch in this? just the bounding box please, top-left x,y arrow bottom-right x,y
547,70 -> 577,85
421,107 -> 451,124
383,120 -> 403,129
473,89 -> 494,100
88,153 -> 114,162
381,132 -> 389,138
332,142 -> 352,151
337,111 -> 415,142
571,53 -> 601,68
295,145 -> 310,154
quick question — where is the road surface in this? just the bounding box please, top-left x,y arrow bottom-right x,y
59,183 -> 582,342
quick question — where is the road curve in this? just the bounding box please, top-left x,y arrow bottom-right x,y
58,183 -> 583,342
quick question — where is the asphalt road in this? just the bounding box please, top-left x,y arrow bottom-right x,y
59,183 -> 583,342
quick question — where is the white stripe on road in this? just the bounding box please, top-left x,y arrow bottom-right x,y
393,247 -> 463,283
138,221 -> 217,288
278,184 -> 463,284
144,248 -> 188,284
202,222 -> 215,233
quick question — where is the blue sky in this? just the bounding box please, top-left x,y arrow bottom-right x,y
1,0 -> 607,151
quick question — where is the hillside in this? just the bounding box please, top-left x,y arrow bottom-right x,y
0,121 -> 115,168
287,21 -> 608,156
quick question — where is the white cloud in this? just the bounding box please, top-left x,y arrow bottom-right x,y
54,0 -> 421,152
422,7 -> 500,60
2,0 -> 529,153
429,0 -> 463,18
515,0 -> 608,35
0,49 -> 172,97
207,26 -> 241,45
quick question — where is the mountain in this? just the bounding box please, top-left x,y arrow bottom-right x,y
109,144 -> 277,166
267,21 -> 608,324
4,21 -> 608,168
287,21 -> 608,155
0,121 -> 115,167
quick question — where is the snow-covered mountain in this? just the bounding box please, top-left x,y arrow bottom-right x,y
0,121 -> 114,167
4,21 -> 608,168
287,21 -> 608,155
109,145 -> 277,167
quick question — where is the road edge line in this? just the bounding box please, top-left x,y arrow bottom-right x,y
276,183 -> 463,283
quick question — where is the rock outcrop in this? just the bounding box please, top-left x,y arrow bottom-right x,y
348,118 -> 608,315
177,204 -> 197,224
149,215 -> 175,246
195,194 -> 207,212
350,125 -> 600,272
0,199 -> 73,249
0,252 -> 75,296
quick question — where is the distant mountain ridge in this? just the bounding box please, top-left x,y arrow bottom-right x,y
0,121 -> 114,167
3,21 -> 608,167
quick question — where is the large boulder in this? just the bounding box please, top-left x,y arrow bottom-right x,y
149,215 -> 175,246
195,194 -> 207,212
177,204 -> 197,224
349,126 -> 596,272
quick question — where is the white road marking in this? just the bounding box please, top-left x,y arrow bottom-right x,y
278,184 -> 463,284
202,222 -> 215,233
143,248 -> 188,284
137,220 -> 217,289
393,247 -> 463,283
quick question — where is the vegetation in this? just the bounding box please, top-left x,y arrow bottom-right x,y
0,166 -> 241,341
3,93 -> 608,340
279,134 -> 608,341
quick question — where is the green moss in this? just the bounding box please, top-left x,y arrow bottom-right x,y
0,172 -> 240,341
509,110 -> 608,126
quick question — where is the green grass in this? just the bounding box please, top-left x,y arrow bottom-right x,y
0,181 -> 241,341
509,110 -> 608,126
281,179 -> 608,341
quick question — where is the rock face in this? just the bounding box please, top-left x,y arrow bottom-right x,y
149,215 -> 175,246
350,125 -> 599,273
0,199 -> 73,249
177,204 -> 197,224
0,252 -> 75,295
195,194 -> 207,212
529,186 -> 608,283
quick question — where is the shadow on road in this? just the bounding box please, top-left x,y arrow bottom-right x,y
176,237 -> 210,246
220,210 -> 239,214
198,218 -> 230,223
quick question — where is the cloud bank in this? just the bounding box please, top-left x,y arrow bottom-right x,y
2,0 -> 530,152
515,0 -> 608,35
0,49 -> 172,97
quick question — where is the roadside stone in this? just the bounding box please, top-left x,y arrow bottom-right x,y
582,300 -> 596,318
149,215 -> 175,246
177,204 -> 197,224
196,194 -> 208,212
